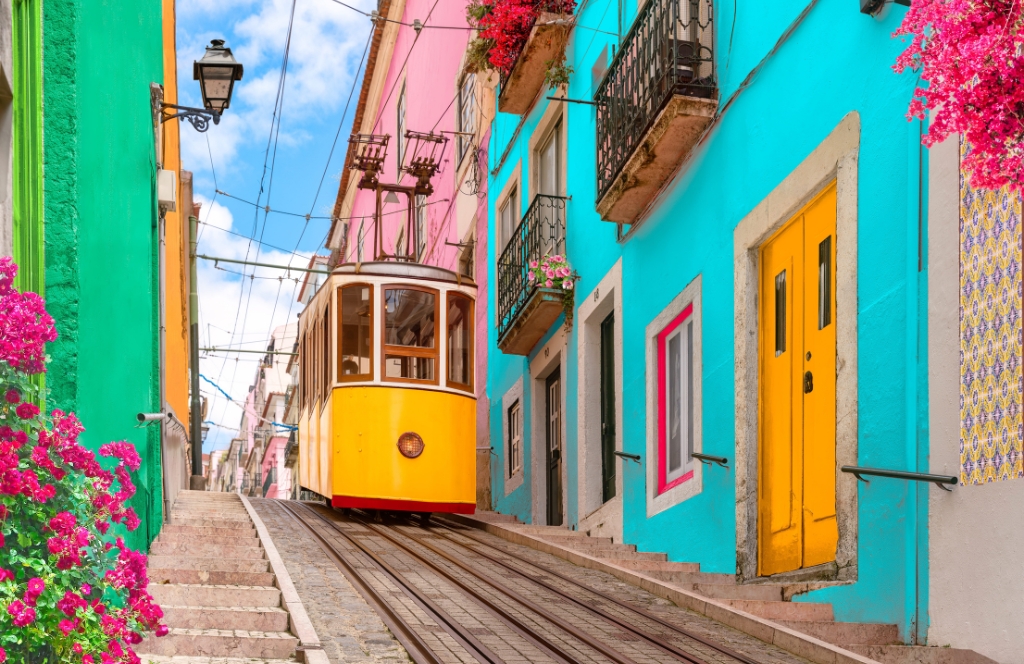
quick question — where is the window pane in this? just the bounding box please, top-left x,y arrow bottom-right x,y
339,285 -> 372,378
819,236 -> 832,329
447,295 -> 472,386
775,270 -> 786,356
668,331 -> 682,474
686,320 -> 694,462
385,355 -> 435,381
385,289 -> 435,348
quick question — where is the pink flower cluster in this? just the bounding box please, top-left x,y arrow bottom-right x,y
474,0 -> 576,74
528,254 -> 575,290
0,257 -> 57,374
894,0 -> 1024,191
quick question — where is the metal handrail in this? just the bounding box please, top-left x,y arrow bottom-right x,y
595,0 -> 716,201
691,452 -> 728,469
841,465 -> 957,491
613,450 -> 641,463
496,194 -> 568,340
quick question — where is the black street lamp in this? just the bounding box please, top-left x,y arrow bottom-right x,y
160,39 -> 244,132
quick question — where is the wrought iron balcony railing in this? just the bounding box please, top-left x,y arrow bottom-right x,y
497,194 -> 567,341
263,467 -> 277,497
595,0 -> 715,202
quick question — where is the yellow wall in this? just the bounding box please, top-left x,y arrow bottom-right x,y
162,0 -> 190,428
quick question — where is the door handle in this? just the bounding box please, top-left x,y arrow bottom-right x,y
804,371 -> 813,394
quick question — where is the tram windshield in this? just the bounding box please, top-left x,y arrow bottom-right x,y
384,288 -> 437,381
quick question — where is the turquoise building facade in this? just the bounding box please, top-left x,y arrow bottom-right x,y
486,0 -> 930,644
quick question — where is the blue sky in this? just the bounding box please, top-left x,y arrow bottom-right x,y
176,0 -> 376,452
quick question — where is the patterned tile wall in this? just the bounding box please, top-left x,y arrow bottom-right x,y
959,141 -> 1024,484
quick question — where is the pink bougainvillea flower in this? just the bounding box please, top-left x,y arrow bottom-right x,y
0,645 -> 6,662
8,598 -> 36,626
4,389 -> 19,404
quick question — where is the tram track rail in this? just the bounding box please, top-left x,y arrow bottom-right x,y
280,500 -> 774,664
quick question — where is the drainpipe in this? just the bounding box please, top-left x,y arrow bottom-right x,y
158,208 -> 173,519
189,213 -> 206,490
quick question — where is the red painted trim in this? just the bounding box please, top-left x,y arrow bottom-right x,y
657,303 -> 694,495
331,495 -> 476,514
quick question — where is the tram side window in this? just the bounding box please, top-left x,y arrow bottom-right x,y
321,304 -> 331,395
447,293 -> 473,391
383,287 -> 437,382
338,285 -> 373,380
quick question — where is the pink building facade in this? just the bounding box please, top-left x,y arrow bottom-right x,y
328,0 -> 495,505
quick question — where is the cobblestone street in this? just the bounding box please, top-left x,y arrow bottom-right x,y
251,499 -> 408,663
250,499 -> 814,664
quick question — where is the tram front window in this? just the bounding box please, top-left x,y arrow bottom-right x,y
338,285 -> 373,380
384,287 -> 437,382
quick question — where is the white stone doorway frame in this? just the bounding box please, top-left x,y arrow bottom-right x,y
733,112 -> 860,582
530,328 -> 570,526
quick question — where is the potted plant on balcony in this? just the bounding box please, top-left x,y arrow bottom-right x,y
464,0 -> 576,113
528,254 -> 577,329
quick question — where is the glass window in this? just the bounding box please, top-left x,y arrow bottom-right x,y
658,304 -> 695,492
508,400 -> 522,477
338,285 -> 373,381
383,287 -> 438,383
396,83 -> 406,178
321,306 -> 331,397
457,74 -> 476,161
385,289 -> 435,348
499,187 -> 518,250
447,294 -> 473,390
416,195 -> 427,260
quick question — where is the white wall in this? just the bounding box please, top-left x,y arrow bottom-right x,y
927,136 -> 1024,663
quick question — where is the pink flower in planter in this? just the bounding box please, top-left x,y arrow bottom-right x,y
545,279 -> 553,287
552,255 -> 563,262
563,279 -> 574,290
529,260 -> 538,268
528,271 -> 535,282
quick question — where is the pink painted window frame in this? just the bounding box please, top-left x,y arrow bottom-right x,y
657,303 -> 694,495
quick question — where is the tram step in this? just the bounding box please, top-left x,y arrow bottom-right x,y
716,598 -> 834,622
137,628 -> 297,659
779,620 -> 900,647
159,524 -> 258,539
150,540 -> 266,559
147,556 -> 271,573
162,605 -> 290,632
155,532 -> 262,548
148,583 -> 282,609
149,568 -> 277,587
849,645 -> 1000,664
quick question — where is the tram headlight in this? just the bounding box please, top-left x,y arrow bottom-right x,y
397,432 -> 425,459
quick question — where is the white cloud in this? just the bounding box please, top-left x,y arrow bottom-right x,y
194,195 -> 313,451
179,0 -> 375,182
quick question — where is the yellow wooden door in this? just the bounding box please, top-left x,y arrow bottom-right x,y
758,183 -> 838,576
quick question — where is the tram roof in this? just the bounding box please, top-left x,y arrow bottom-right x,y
331,261 -> 476,287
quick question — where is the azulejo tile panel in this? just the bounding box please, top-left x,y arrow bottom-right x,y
959,141 -> 1024,485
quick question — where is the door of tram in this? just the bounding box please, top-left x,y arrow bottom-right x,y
546,368 -> 563,526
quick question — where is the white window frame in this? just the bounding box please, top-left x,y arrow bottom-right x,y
645,275 -> 703,517
457,73 -> 476,162
663,319 -> 694,484
415,194 -> 427,259
502,377 -> 525,495
499,185 -> 518,251
396,82 -> 406,178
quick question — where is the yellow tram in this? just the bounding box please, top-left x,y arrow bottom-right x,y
296,261 -> 477,514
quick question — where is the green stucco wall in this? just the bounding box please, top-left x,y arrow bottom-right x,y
43,0 -> 164,550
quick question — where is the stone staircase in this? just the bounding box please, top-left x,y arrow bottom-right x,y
477,515 -> 996,664
137,490 -> 300,663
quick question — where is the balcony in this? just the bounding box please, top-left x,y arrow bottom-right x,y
262,467 -> 277,497
497,194 -> 567,355
498,3 -> 573,114
595,0 -> 716,224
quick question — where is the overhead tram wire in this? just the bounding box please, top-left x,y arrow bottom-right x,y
215,0 -> 299,412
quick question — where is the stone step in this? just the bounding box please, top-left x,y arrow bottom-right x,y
170,516 -> 256,529
139,657 -> 297,664
541,534 -> 614,545
171,508 -> 251,517
512,525 -> 581,536
155,533 -> 263,548
147,556 -> 270,573
149,568 -> 276,587
640,570 -> 735,586
163,605 -> 290,632
780,620 -> 899,647
150,540 -> 266,559
159,525 -> 257,539
583,548 -> 667,561
692,582 -> 783,601
605,559 -> 702,573
850,645 -> 1000,664
177,490 -> 242,500
148,584 -> 281,609
717,598 -> 833,622
137,628 -> 297,659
